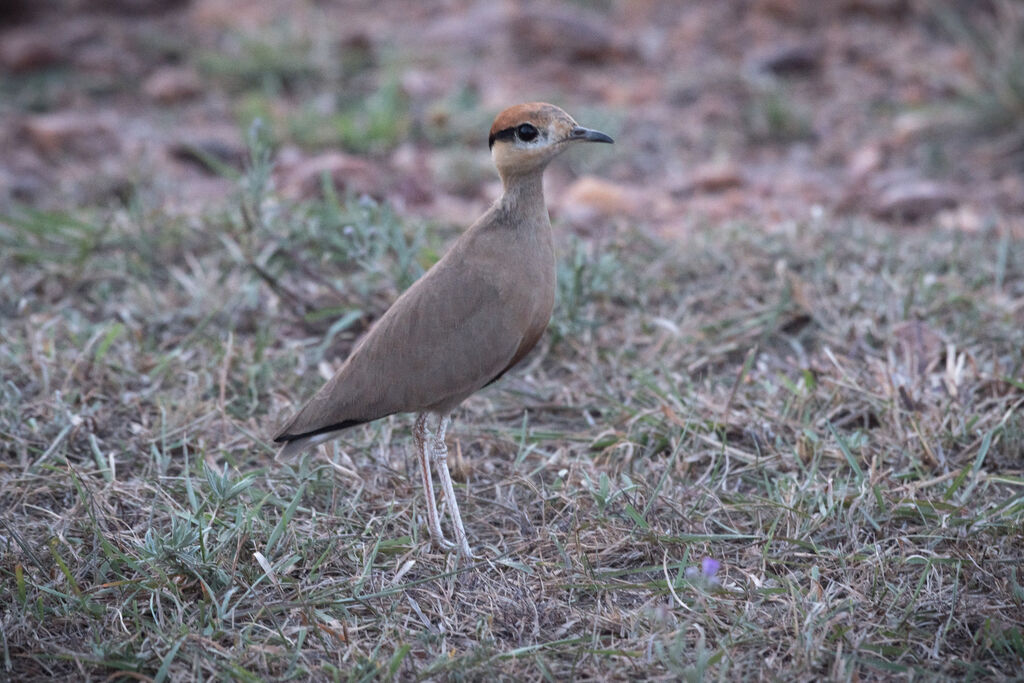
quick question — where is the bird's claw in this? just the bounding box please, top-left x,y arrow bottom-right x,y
431,535 -> 457,552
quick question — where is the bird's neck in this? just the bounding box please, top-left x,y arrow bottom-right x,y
498,172 -> 548,226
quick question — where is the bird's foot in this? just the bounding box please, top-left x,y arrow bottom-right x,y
430,535 -> 457,552
425,525 -> 473,557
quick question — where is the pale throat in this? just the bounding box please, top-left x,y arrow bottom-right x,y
498,170 -> 548,223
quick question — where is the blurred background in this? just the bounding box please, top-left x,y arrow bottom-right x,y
2,0 -> 1022,235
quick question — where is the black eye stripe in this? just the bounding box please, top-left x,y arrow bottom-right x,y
488,123 -> 542,149
488,127 -> 516,149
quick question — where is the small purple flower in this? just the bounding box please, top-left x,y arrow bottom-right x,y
701,557 -> 720,580
685,557 -> 721,586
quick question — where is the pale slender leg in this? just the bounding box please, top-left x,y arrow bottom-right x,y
431,415 -> 474,558
414,413 -> 452,550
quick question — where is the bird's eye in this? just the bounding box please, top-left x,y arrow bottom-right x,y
516,123 -> 539,142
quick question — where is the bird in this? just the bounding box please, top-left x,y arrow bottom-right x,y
272,102 -> 614,557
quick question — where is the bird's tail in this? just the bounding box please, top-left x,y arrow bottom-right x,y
273,431 -> 338,461
275,436 -> 313,461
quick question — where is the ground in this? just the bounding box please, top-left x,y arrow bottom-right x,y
1,0 -> 1023,680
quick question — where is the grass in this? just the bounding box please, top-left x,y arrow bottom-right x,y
197,27 -> 324,94
1,127 -> 1022,679
285,78 -> 412,155
198,23 -> 409,156
933,0 -> 1024,166
743,82 -> 816,145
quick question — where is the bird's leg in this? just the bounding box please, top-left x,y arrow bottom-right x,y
431,414 -> 474,558
414,413 -> 453,551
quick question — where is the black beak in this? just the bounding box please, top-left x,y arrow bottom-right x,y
569,126 -> 614,144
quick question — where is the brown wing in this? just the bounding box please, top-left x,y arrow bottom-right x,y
273,258 -> 537,442
483,313 -> 548,388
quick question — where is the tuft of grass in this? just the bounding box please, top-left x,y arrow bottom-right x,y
743,82 -> 816,144
331,77 -> 412,155
1,149 -> 1023,680
286,77 -> 412,154
226,65 -> 410,155
197,29 -> 321,94
202,25 -> 405,156
933,0 -> 1024,162
551,234 -> 624,344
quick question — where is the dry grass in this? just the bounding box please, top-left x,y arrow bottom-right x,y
934,0 -> 1024,164
1,143 -> 1023,680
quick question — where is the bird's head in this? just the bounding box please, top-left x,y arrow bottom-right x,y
488,102 -> 613,181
